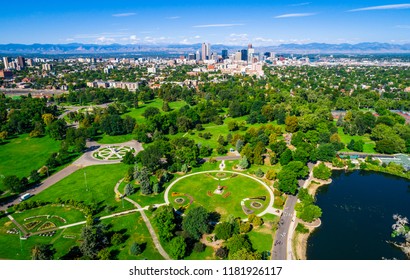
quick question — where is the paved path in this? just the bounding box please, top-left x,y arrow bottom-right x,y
58,103 -> 112,120
114,180 -> 170,260
272,162 -> 316,260
7,215 -> 28,236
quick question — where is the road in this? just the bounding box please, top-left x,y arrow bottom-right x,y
271,162 -> 316,260
271,195 -> 297,260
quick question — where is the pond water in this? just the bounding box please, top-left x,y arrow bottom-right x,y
307,170 -> 410,260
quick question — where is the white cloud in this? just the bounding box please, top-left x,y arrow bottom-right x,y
193,23 -> 244,28
166,16 -> 180,20
396,25 -> 410,29
96,36 -> 116,44
275,13 -> 316,18
226,33 -> 249,44
254,37 -> 274,43
348,4 -> 410,12
112,12 -> 136,17
194,35 -> 201,39
289,2 -> 311,7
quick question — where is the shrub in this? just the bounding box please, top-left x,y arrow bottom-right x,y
295,224 -> 309,234
193,242 -> 206,253
215,247 -> 228,259
255,168 -> 264,178
130,242 -> 144,255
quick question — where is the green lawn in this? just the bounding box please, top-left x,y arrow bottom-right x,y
184,245 -> 216,260
101,212 -> 164,260
97,134 -> 135,144
29,164 -> 133,217
169,117 -> 284,156
168,172 -> 271,219
0,134 -> 61,192
123,99 -> 187,124
0,215 -> 83,260
120,180 -> 165,207
12,205 -> 86,233
247,226 -> 274,253
337,127 -> 376,154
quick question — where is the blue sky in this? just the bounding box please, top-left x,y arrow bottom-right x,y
1,1 -> 409,45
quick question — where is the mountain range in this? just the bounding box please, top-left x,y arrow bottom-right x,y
0,42 -> 409,56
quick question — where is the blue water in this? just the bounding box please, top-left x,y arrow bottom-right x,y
307,170 -> 410,260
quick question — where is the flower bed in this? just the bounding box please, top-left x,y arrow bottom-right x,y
38,221 -> 56,231
207,191 -> 213,197
250,201 -> 263,209
222,192 -> 231,198
51,215 -> 67,224
24,220 -> 40,230
174,197 -> 185,204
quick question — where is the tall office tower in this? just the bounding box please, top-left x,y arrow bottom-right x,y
221,49 -> 228,59
241,49 -> 248,61
17,56 -> 26,69
201,42 -> 210,60
248,43 -> 253,50
196,50 -> 201,61
3,57 -> 10,69
188,53 -> 196,61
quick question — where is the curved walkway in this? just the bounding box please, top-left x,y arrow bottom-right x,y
114,179 -> 170,260
163,170 -> 275,217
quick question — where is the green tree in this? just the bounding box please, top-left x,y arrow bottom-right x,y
313,163 -> 332,180
30,170 -> 41,183
122,151 -> 136,165
31,244 -> 55,260
182,206 -> 210,240
279,149 -> 292,166
229,248 -> 262,260
238,156 -> 249,169
277,169 -> 298,194
79,224 -> 109,259
285,115 -> 299,133
130,242 -> 144,255
214,222 -> 234,240
3,175 -> 22,193
297,204 -> 322,223
153,205 -> 176,242
168,236 -> 186,260
226,234 -> 252,256
111,233 -> 125,246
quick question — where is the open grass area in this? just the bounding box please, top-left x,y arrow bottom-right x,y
12,205 -> 86,233
0,215 -> 83,260
0,134 -> 61,192
29,164 -> 134,216
168,172 -> 271,219
123,99 -> 187,124
97,134 -> 135,144
101,212 -> 164,260
247,226 -> 274,253
169,117 -> 284,155
184,245 -> 216,260
337,127 -> 376,154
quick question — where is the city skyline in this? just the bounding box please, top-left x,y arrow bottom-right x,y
1,1 -> 410,46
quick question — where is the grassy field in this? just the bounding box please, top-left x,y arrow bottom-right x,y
0,134 -> 61,192
337,127 -> 376,153
168,172 -> 271,219
101,213 -> 164,260
0,215 -> 83,260
169,117 -> 284,155
247,226 -> 274,253
12,205 -> 86,233
29,164 -> 133,217
123,99 -> 187,124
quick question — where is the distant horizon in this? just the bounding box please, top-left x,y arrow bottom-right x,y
1,1 -> 409,46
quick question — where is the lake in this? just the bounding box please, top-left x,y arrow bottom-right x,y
307,170 -> 410,260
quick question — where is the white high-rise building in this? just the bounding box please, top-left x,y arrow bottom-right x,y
201,43 -> 211,61
3,57 -> 10,69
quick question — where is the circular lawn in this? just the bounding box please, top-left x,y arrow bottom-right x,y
166,171 -> 272,219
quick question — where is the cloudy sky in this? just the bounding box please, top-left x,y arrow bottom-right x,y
1,0 -> 409,46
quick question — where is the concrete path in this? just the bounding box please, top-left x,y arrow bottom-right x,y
7,215 -> 28,236
114,180 -> 170,260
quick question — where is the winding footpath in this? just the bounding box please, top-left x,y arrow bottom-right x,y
114,179 -> 170,260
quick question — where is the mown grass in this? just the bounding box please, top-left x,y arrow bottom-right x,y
0,134 -> 61,192
102,212 -> 164,260
29,164 -> 134,217
337,127 -> 376,154
168,172 -> 271,219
